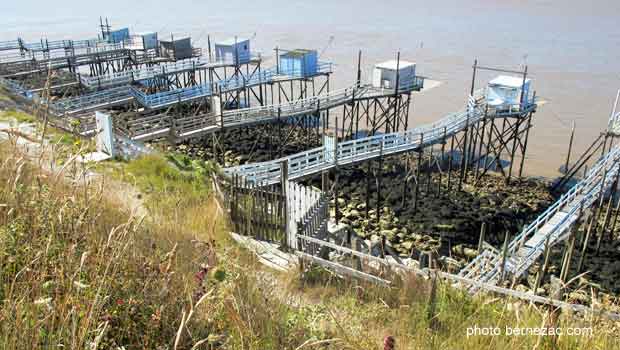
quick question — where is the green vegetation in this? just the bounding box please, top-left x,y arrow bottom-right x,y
0,109 -> 36,123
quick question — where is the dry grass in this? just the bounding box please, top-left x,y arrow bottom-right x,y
280,266 -> 620,349
0,138 -> 343,349
0,139 -> 215,348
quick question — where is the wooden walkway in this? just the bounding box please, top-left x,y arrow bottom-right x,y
460,145 -> 620,287
224,92 -> 534,184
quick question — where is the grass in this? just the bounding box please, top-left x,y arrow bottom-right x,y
277,264 -> 620,349
0,109 -> 37,123
0,96 -> 619,349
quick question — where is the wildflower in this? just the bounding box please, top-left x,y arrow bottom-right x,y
194,264 -> 209,283
383,335 -> 395,350
34,297 -> 53,311
74,281 -> 89,290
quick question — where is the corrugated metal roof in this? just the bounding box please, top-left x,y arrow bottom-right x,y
281,49 -> 316,57
489,75 -> 530,88
217,37 -> 250,46
160,36 -> 191,43
375,60 -> 415,70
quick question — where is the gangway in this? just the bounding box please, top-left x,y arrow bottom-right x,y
224,89 -> 531,185
133,61 -> 333,110
79,59 -> 206,89
459,145 -> 620,291
78,53 -> 264,90
0,37 -> 106,53
47,86 -> 135,116
125,72 -> 421,141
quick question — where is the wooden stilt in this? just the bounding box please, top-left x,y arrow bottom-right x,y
499,231 -> 509,282
477,222 -> 487,253
534,236 -> 552,295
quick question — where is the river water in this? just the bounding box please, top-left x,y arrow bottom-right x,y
2,0 -> 620,177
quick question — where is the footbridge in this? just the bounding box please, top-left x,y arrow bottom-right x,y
130,61 -> 334,110
127,73 -> 422,141
0,37 -> 107,53
0,43 -> 131,71
223,90 -> 531,185
78,54 -> 264,90
41,60 -> 333,116
459,143 -> 620,291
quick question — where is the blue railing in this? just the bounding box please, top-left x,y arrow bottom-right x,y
217,61 -> 333,92
0,77 -> 34,99
131,84 -> 214,109
135,61 -> 334,109
0,40 -> 21,51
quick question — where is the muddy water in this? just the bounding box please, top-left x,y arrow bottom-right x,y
3,0 -> 620,177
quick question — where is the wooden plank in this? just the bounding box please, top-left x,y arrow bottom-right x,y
297,252 -> 391,286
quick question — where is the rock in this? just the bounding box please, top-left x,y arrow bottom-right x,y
463,248 -> 478,259
568,291 -> 590,304
401,240 -> 414,251
369,236 -> 383,256
379,219 -> 393,230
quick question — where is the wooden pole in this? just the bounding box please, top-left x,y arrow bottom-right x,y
402,155 -> 409,208
519,108 -> 536,178
560,221 -> 579,282
564,121 -> 576,174
366,161 -> 371,218
506,116 -> 522,184
414,133 -> 424,212
610,195 -> 620,240
596,173 -> 619,252
477,222 -> 487,253
439,127 -> 447,197
447,134 -> 454,191
499,231 -> 509,282
334,120 -> 340,224
533,236 -> 552,294
426,144 -> 433,194
475,115 -> 487,181
376,140 -> 384,225
459,118 -> 470,189
577,212 -> 595,273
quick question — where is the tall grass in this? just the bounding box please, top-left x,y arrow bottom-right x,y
0,140 -> 214,348
0,140 -> 344,349
286,267 -> 620,349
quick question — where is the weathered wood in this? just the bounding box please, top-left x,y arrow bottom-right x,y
499,231 -> 509,282
477,222 -> 487,253
297,252 -> 391,285
533,235 -> 552,295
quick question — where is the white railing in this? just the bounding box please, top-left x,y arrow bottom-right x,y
287,182 -> 324,249
49,85 -> 133,115
506,146 -> 620,277
80,58 -> 208,88
224,96 -> 490,183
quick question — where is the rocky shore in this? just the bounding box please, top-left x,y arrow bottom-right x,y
307,161 -> 554,265
168,125 -> 321,167
168,125 -> 620,306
